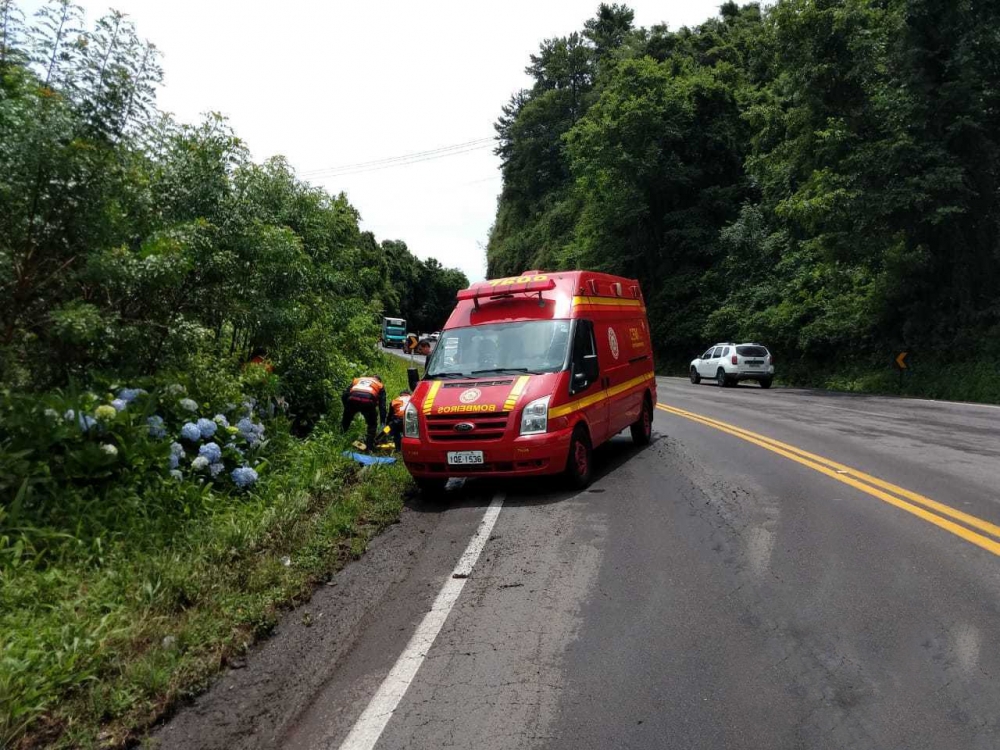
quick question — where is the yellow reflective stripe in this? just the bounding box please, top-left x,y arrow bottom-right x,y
607,372 -> 654,399
502,375 -> 531,411
550,390 -> 606,418
422,380 -> 442,415
572,296 -> 644,308
549,373 -> 653,418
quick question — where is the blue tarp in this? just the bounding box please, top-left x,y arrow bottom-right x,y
342,451 -> 397,466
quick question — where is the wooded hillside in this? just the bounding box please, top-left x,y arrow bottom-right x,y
488,1 -> 1000,397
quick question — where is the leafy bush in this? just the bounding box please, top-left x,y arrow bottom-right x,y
0,0 -> 462,742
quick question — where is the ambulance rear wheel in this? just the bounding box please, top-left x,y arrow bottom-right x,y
415,477 -> 447,499
630,396 -> 653,446
565,427 -> 593,490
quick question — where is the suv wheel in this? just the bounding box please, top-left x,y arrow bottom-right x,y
759,377 -> 773,389
716,368 -> 729,387
690,367 -> 701,384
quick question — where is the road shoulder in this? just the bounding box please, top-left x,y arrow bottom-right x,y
150,499 -> 449,749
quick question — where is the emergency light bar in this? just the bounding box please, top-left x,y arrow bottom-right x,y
456,276 -> 556,305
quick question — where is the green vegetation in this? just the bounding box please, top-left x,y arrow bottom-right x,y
1,356 -> 414,749
489,1 -> 1000,400
0,1 -> 460,745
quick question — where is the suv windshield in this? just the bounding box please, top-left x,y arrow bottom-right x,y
426,320 -> 572,378
736,345 -> 768,357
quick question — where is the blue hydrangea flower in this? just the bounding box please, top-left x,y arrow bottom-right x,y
191,456 -> 210,471
232,466 -> 258,488
209,462 -> 225,478
236,417 -> 265,446
147,415 -> 167,439
179,398 -> 199,412
117,388 -> 145,404
63,409 -> 75,421
180,422 -> 202,442
196,418 -> 217,438
111,398 -> 127,412
236,418 -> 257,443
213,414 -> 229,428
199,442 -> 222,463
77,414 -> 97,432
170,469 -> 184,481
168,442 -> 184,469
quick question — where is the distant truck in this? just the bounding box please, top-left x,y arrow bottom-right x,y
381,317 -> 407,348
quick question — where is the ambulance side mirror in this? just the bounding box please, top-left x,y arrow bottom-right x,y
572,354 -> 599,394
407,367 -> 419,391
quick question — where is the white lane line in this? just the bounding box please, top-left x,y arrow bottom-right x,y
336,493 -> 505,750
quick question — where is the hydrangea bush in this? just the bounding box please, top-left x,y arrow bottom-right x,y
0,381 -> 268,523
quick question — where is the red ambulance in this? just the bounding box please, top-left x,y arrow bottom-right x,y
401,271 -> 656,492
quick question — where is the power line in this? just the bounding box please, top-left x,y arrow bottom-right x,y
307,143 -> 495,179
305,142 -> 493,178
302,137 -> 494,178
303,137 -> 492,174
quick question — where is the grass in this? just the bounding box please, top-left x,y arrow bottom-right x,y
1,355 -> 417,749
778,358 -> 1000,405
658,356 -> 1000,406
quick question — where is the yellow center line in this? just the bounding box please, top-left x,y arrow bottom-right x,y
655,403 -> 1000,557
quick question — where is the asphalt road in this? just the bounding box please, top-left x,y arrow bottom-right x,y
381,345 -> 429,366
156,378 -> 1000,750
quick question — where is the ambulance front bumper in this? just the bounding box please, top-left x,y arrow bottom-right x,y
402,427 -> 573,478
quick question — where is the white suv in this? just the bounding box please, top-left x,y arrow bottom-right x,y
690,343 -> 774,388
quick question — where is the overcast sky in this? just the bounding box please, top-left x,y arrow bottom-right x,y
62,0 -> 725,282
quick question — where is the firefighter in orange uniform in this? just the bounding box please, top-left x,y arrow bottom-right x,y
387,390 -> 412,450
342,376 -> 387,451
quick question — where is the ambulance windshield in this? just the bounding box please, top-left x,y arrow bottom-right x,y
426,320 -> 572,378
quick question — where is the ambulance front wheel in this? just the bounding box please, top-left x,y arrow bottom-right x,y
565,426 -> 593,490
630,396 -> 653,446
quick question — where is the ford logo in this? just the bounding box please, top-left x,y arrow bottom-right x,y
454,422 -> 475,432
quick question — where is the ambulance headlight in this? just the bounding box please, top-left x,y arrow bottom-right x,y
519,396 -> 550,436
404,401 -> 420,439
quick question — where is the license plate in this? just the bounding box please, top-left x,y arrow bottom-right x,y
447,451 -> 484,466
747,360 -> 764,366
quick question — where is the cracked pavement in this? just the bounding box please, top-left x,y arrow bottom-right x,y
154,377 -> 1000,750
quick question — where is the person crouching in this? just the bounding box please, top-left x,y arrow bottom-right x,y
388,390 -> 412,450
342,376 -> 386,451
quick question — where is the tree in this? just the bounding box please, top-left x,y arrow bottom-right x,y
489,0 -> 1000,375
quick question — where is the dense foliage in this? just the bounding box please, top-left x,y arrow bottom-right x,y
0,2 -> 462,744
0,0 -> 466,416
489,1 -> 1000,390
379,239 -> 470,332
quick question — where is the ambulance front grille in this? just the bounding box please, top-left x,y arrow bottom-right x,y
425,413 -> 510,442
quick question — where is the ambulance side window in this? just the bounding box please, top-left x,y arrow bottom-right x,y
570,319 -> 598,395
